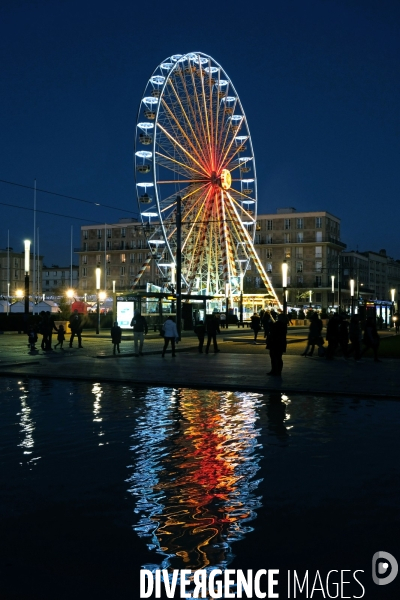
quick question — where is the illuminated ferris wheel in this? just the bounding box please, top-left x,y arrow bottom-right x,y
134,51 -> 279,304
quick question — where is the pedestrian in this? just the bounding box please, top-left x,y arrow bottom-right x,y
393,312 -> 400,334
349,314 -> 363,362
161,315 -> 179,357
54,324 -> 66,350
131,309 -> 148,356
38,311 -> 49,350
69,310 -> 84,348
262,310 -> 274,343
325,313 -> 340,359
111,321 -> 122,355
194,320 -> 206,353
301,312 -> 323,356
338,315 -> 350,357
27,324 -> 38,352
250,312 -> 261,344
219,312 -> 227,329
266,313 -> 287,376
205,313 -> 220,354
361,317 -> 381,362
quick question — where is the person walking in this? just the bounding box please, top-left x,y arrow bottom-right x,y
194,320 -> 206,353
69,310 -> 84,348
349,314 -> 363,362
131,310 -> 148,356
261,310 -> 274,344
325,313 -> 340,359
250,312 -> 261,344
205,314 -> 220,354
161,316 -> 179,357
266,313 -> 287,376
111,321 -> 122,355
54,324 -> 66,350
393,312 -> 400,334
361,317 -> 381,362
301,312 -> 323,356
219,312 -> 227,329
338,315 -> 350,358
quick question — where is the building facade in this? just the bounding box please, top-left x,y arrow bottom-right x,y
0,248 -> 43,298
76,219 -> 160,294
42,265 -> 79,295
252,208 -> 346,308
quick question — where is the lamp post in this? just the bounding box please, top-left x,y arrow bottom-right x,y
95,267 -> 101,335
331,275 -> 335,309
391,288 -> 395,326
225,282 -> 230,324
239,273 -> 244,326
24,240 -> 31,316
66,288 -> 74,312
282,260 -> 288,315
112,280 -> 116,321
176,195 -> 182,340
350,279 -> 355,315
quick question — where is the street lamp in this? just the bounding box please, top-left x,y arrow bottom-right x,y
24,240 -> 31,316
95,267 -> 101,335
350,279 -> 355,315
391,288 -> 396,325
331,275 -> 335,309
66,288 -> 74,310
282,260 -> 288,315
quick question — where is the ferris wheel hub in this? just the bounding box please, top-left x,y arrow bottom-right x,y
210,168 -> 231,190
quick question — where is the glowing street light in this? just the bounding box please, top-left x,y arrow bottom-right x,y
350,279 -> 355,315
95,267 -> 101,334
24,240 -> 31,315
282,260 -> 288,315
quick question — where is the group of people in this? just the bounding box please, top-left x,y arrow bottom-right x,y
27,309 -> 83,352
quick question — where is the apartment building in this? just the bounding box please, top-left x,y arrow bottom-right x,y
76,219 -> 160,293
0,248 -> 43,297
42,265 -> 79,294
252,208 -> 346,307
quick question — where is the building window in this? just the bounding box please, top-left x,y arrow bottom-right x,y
297,275 -> 303,285
106,266 -> 110,276
284,247 -> 291,258
106,241 -> 112,250
315,276 -> 322,287
120,266 -> 126,275
284,219 -> 291,230
130,253 -> 135,263
106,254 -> 110,263
316,231 -> 322,242
82,267 -> 87,277
315,261 -> 322,272
284,233 -> 290,243
53,280 -> 57,285
121,228 -> 126,238
130,265 -> 135,275
45,280 -> 49,285
316,292 -> 322,302
120,241 -> 126,250
296,261 -> 303,273
267,262 -> 272,273
83,230 -> 88,239
120,253 -> 126,263
83,242 -> 88,251
266,234 -> 272,244
138,253 -> 143,263
296,218 -> 303,229
107,229 -> 112,238
82,280 -> 87,290
295,247 -> 303,258
97,229 -> 102,239
296,232 -> 303,243
266,219 -> 273,230
315,217 -> 322,228
266,249 -> 272,259
254,234 -> 261,244
315,246 -> 322,258
96,254 -> 101,264
97,242 -> 102,250
82,255 -> 87,264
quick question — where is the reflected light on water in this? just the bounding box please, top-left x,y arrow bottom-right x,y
17,383 -> 39,468
92,382 -> 105,443
126,388 -> 263,574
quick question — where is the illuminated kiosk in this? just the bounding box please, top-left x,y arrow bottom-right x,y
133,51 -> 281,312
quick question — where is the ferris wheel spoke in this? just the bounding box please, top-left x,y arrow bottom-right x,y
165,77 -> 210,168
160,96 -> 210,170
156,123 -> 209,177
155,150 -> 207,179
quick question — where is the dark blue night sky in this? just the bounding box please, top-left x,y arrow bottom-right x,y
1,0 -> 399,265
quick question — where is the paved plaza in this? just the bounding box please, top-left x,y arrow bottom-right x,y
0,326 -> 398,398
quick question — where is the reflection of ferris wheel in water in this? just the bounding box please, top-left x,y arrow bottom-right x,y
134,51 -> 279,304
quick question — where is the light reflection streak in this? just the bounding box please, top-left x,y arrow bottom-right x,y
126,388 -> 263,574
92,383 -> 105,441
16,383 -> 37,467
